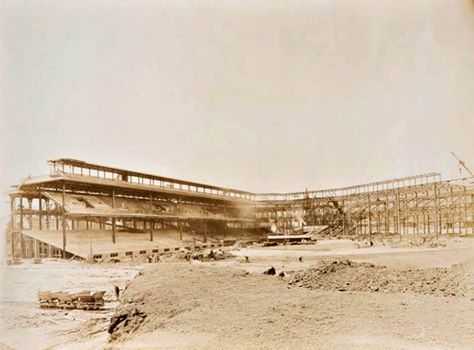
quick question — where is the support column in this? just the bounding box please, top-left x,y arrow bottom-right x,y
62,182 -> 67,258
28,199 -> 33,230
38,190 -> 42,230
464,185 -> 468,235
19,195 -> 24,231
450,186 -> 455,235
427,213 -> 431,235
415,191 -> 419,235
112,189 -> 116,244
367,194 -> 372,238
21,233 -> 25,258
112,218 -> 116,244
404,192 -> 408,235
150,220 -> 154,242
396,189 -> 401,240
434,182 -> 439,239
10,195 -> 15,231
11,231 -> 15,259
376,212 -> 380,234
10,196 -> 15,258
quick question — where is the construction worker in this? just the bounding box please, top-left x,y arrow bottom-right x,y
114,286 -> 120,300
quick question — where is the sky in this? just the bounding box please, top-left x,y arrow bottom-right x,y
1,0 -> 474,218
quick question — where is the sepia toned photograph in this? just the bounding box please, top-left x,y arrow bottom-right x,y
1,1 -> 474,349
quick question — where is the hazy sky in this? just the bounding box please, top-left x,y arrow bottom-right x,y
1,0 -> 474,213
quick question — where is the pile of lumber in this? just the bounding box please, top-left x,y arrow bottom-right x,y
37,290 -> 106,310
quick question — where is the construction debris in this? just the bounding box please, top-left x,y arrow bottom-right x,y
264,267 -> 276,275
37,290 -> 106,310
170,248 -> 235,262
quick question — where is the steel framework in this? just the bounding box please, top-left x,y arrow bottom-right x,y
6,159 -> 474,259
256,174 -> 474,238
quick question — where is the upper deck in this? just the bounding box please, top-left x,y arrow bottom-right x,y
15,158 -> 455,204
42,158 -> 254,203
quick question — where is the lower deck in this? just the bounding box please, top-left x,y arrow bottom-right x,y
7,229 -> 234,261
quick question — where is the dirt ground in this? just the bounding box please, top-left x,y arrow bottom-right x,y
1,238 -> 474,350
0,260 -> 143,350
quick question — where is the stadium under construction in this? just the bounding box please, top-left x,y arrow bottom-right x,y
6,158 -> 474,260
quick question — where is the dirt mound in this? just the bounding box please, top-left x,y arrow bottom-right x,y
388,237 -> 447,249
106,261 -> 474,349
289,259 -> 473,297
107,265 -> 240,343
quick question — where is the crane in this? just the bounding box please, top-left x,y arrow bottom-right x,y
451,152 -> 474,178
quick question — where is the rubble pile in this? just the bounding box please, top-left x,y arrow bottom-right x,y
172,248 -> 235,262
289,259 -> 473,297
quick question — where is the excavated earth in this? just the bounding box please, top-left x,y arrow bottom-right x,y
107,259 -> 474,350
289,259 -> 474,297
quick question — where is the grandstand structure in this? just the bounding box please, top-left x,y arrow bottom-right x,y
6,158 -> 474,260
